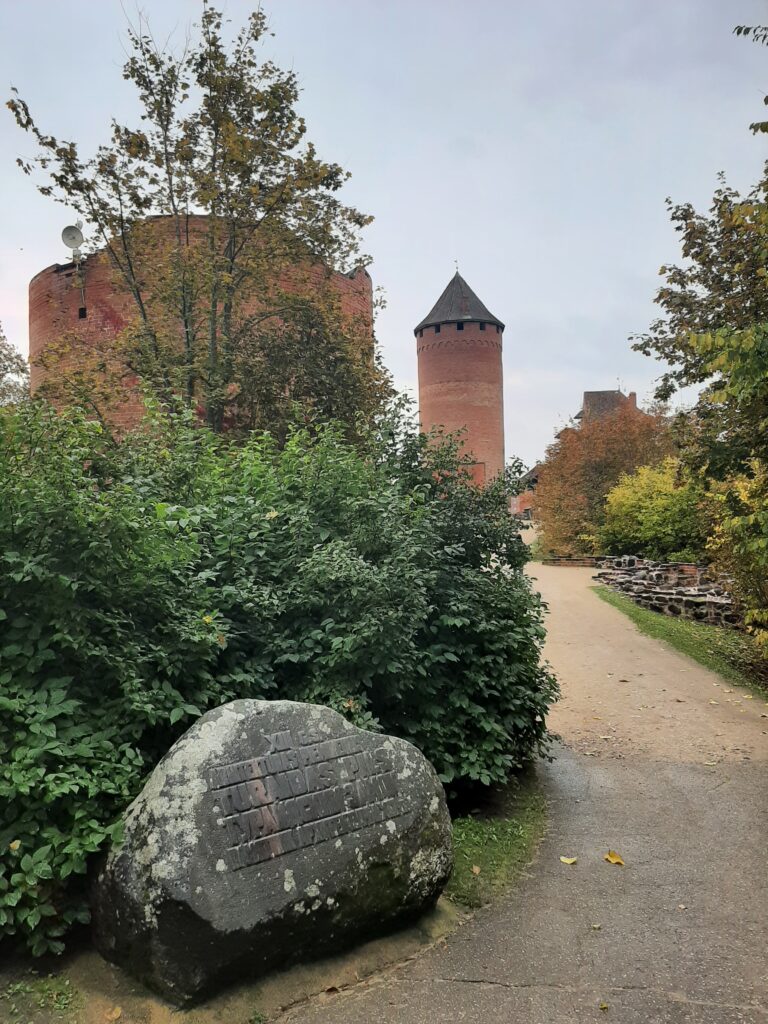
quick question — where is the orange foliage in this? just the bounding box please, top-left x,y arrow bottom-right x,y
534,404 -> 672,556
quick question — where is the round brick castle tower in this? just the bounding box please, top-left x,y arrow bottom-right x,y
415,272 -> 505,484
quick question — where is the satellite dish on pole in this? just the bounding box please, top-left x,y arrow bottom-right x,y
62,222 -> 84,261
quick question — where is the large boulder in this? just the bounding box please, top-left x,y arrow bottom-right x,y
92,700 -> 453,1005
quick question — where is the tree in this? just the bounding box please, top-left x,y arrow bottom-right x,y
632,25 -> 768,477
629,25 -> 768,650
8,4 -> 388,431
0,323 -> 28,406
533,403 -> 672,555
600,458 -> 711,562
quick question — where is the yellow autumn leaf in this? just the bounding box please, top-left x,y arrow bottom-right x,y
471,865 -> 481,875
105,1009 -> 122,1022
599,1001 -> 610,1011
264,509 -> 279,520
559,856 -> 578,865
9,840 -> 20,852
604,850 -> 625,866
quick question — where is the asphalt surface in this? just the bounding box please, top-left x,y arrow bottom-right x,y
283,565 -> 768,1024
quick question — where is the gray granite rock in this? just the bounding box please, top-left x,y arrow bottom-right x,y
92,699 -> 453,1006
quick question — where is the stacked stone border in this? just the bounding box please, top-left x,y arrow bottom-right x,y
593,555 -> 741,629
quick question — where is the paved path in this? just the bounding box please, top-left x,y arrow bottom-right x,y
284,566 -> 768,1024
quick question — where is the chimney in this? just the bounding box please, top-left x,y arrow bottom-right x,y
628,391 -> 637,408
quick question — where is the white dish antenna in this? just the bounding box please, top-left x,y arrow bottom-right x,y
62,222 -> 84,260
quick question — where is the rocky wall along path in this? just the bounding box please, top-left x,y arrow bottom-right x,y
594,555 -> 740,629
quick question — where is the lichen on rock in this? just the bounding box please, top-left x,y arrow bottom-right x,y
92,699 -> 452,1006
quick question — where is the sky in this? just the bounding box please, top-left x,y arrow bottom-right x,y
0,0 -> 766,466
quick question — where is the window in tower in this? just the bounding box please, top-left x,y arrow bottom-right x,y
456,322 -> 464,331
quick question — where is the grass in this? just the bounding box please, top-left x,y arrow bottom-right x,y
0,973 -> 79,1023
445,775 -> 547,909
593,586 -> 768,695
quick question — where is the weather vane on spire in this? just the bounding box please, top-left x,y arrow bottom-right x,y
454,258 -> 459,273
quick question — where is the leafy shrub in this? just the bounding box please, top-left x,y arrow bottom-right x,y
708,461 -> 768,652
599,458 -> 711,562
0,402 -> 556,955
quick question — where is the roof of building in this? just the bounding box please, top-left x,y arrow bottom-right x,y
574,390 -> 637,420
519,464 -> 543,487
414,271 -> 504,334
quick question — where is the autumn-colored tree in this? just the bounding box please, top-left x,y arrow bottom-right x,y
632,26 -> 768,478
630,25 -> 768,648
8,4 -> 389,433
533,403 -> 672,556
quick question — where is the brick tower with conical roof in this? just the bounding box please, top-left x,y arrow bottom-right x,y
414,272 -> 505,484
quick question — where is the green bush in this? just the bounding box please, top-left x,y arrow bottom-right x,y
709,461 -> 768,653
0,402 -> 556,955
599,458 -> 711,561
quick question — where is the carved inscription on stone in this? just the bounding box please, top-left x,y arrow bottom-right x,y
208,729 -> 404,870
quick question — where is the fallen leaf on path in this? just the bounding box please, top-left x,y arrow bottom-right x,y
618,678 -> 629,682
471,865 -> 481,875
604,850 -> 625,866
105,1009 -> 122,1022
675,698 -> 686,703
745,695 -> 753,699
724,689 -> 733,693
677,904 -> 687,910
591,923 -> 602,930
559,856 -> 578,865
709,700 -> 719,705
599,1001 -> 610,1011
703,761 -> 717,766
599,735 -> 611,740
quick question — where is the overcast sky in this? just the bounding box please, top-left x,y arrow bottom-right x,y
1,0 -> 766,465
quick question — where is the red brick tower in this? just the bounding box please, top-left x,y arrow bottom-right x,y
415,272 -> 505,484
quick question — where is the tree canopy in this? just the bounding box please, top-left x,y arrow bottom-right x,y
534,403 -> 672,556
632,25 -> 768,477
0,323 -> 28,406
8,4 -> 389,432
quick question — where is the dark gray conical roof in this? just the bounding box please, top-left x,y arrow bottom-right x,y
414,271 -> 504,334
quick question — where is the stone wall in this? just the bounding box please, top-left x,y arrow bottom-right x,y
594,555 -> 741,629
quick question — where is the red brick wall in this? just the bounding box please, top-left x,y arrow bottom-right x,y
29,216 -> 373,431
513,490 -> 536,516
417,321 -> 505,481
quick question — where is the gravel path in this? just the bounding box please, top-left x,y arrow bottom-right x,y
283,565 -> 768,1024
